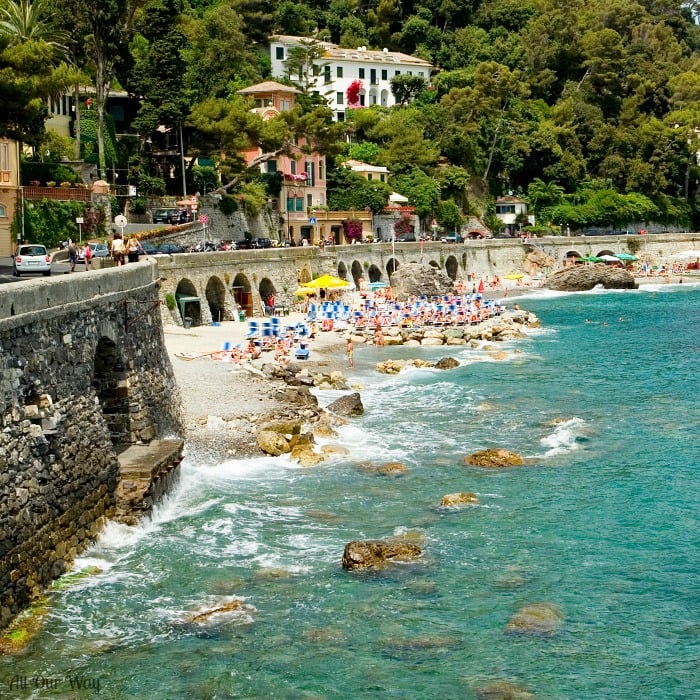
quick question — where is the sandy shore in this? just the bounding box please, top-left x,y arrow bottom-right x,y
163,313 -> 347,461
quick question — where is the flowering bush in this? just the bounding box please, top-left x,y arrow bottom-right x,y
346,80 -> 362,107
342,218 -> 363,242
393,213 -> 412,236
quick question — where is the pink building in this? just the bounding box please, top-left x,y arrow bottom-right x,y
238,81 -> 327,245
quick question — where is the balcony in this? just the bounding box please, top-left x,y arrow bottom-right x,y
24,185 -> 92,202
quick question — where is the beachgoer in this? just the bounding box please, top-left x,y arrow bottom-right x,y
127,236 -> 141,263
374,323 -> 384,347
346,337 -> 354,368
84,242 -> 92,270
110,233 -> 125,266
68,240 -> 77,272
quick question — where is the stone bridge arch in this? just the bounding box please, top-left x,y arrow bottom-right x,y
367,264 -> 382,282
386,258 -> 399,278
175,278 -> 201,326
231,273 -> 253,318
445,255 -> 459,280
205,275 -> 230,323
351,260 -> 363,286
596,249 -> 615,257
259,277 -> 276,311
337,261 -> 348,280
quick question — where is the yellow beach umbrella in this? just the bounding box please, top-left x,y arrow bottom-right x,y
504,273 -> 525,280
302,274 -> 352,290
294,287 -> 317,296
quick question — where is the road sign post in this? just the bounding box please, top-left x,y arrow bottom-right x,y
75,216 -> 84,243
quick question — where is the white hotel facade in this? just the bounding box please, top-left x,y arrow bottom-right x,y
269,35 -> 433,121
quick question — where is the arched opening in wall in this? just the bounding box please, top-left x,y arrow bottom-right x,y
445,255 -> 458,280
231,273 -> 253,317
428,260 -> 440,269
367,264 -> 382,282
259,277 -> 276,315
298,267 -> 312,284
386,258 -> 399,278
351,260 -> 363,286
175,278 -> 201,326
94,336 -> 130,449
565,250 -> 582,264
337,261 -> 348,280
596,249 -> 614,257
205,276 -> 228,323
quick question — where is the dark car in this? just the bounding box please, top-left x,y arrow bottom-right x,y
139,241 -> 162,255
395,233 -> 417,242
157,243 -> 186,254
255,237 -> 273,248
152,208 -> 180,224
233,240 -> 256,250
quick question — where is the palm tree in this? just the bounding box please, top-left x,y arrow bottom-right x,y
0,0 -> 68,55
527,178 -> 565,217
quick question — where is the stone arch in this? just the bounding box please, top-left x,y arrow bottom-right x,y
298,266 -> 312,284
428,259 -> 440,269
386,258 -> 399,278
380,88 -> 389,107
231,273 -> 253,318
351,260 -> 363,286
596,249 -> 615,257
565,250 -> 582,261
337,261 -> 348,280
367,264 -> 382,282
175,278 -> 201,326
94,336 -> 130,447
445,255 -> 458,280
205,276 -> 229,323
258,277 -> 276,313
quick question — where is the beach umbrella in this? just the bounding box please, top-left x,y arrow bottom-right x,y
367,281 -> 388,290
578,255 -> 604,262
599,254 -> 620,262
302,274 -> 352,290
294,287 -> 317,296
504,273 -> 524,280
615,253 -> 638,261
478,279 -> 485,293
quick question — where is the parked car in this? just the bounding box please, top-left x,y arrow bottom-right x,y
157,243 -> 186,254
255,237 -> 273,248
140,241 -> 162,255
152,208 -> 180,224
232,239 -> 256,250
441,232 -> 463,243
77,242 -> 110,262
13,244 -> 52,276
395,233 -> 417,242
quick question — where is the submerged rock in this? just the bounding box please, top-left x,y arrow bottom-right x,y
342,540 -> 422,570
474,680 -> 535,699
464,448 -> 524,468
504,602 -> 564,636
440,492 -> 479,507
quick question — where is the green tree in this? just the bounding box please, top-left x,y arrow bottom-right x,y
390,166 -> 440,219
390,74 -> 427,106
327,165 -> 390,212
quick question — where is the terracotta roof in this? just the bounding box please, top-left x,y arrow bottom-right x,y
237,81 -> 301,95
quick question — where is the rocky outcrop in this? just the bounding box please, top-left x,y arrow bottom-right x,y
544,263 -> 637,291
504,602 -> 564,636
389,263 -> 455,300
434,357 -> 460,370
440,492 -> 479,507
257,429 -> 291,456
326,392 -> 364,416
464,448 -> 524,468
342,539 -> 422,570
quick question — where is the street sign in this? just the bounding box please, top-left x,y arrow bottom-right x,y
75,217 -> 84,224
114,215 -> 127,228
199,214 -> 209,224
309,217 -> 317,225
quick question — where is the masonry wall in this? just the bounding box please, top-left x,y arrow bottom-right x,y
0,262 -> 184,628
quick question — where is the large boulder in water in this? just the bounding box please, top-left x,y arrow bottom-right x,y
504,602 -> 564,636
464,448 -> 523,468
342,539 -> 422,570
390,262 -> 454,301
543,263 -> 637,291
326,392 -> 364,416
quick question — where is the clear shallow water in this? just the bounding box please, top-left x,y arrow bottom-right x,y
3,285 -> 699,699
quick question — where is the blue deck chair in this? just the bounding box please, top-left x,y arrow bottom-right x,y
295,342 -> 310,360
246,321 -> 260,339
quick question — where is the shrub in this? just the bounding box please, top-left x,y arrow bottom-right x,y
164,293 -> 176,310
342,218 -> 363,242
218,195 -> 238,216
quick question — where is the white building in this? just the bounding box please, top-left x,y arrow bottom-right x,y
270,35 -> 433,121
342,159 -> 389,184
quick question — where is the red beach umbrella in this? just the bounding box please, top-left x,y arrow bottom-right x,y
477,279 -> 485,293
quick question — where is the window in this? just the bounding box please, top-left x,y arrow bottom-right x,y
318,158 -> 324,181
276,47 -> 284,60
370,69 -> 377,85
280,99 -> 292,112
359,94 -> 365,106
395,70 -> 400,76
418,72 -> 424,77
337,66 -> 343,78
380,174 -> 385,183
295,197 -> 304,212
307,194 -> 313,208
290,160 -> 297,175
336,92 -> 344,105
0,142 -> 8,172
337,111 -> 345,121
267,160 -> 277,174
312,64 -> 320,76
306,161 -> 315,186
381,69 -> 387,80
359,68 -> 365,79
0,204 -> 6,218
324,65 -> 331,83
287,197 -> 294,212
407,71 -> 412,76
254,98 -> 265,109
367,173 -> 372,181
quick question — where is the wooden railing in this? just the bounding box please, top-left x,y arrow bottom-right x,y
24,186 -> 92,202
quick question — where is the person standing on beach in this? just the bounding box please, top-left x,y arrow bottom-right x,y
346,337 -> 354,368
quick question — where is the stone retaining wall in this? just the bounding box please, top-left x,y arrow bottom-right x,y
0,262 -> 184,629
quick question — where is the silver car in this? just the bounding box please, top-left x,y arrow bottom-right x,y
13,244 -> 52,277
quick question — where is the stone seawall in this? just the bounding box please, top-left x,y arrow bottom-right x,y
0,261 -> 184,629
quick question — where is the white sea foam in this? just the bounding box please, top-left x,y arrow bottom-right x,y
535,417 -> 588,458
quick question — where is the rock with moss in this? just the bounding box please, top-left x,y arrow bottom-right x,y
440,492 -> 479,507
342,539 -> 422,570
464,448 -> 524,468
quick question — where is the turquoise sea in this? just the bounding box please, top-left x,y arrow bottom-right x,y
2,284 -> 698,699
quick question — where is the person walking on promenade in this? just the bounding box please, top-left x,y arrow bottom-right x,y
84,242 -> 92,270
68,239 -> 77,272
127,236 -> 141,263
110,232 -> 125,266
346,336 -> 354,368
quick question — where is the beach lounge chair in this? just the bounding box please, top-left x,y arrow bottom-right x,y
295,342 -> 310,360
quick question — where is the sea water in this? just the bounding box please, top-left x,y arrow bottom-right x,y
2,285 -> 698,699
